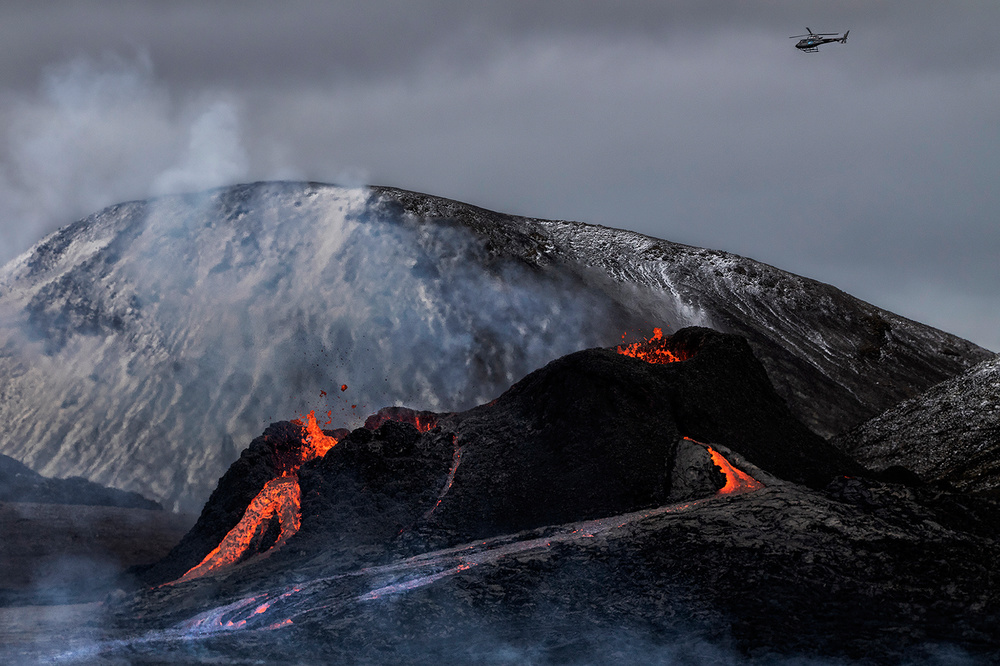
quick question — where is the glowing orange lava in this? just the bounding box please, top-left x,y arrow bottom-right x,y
176,403 -> 447,584
412,415 -> 437,433
297,410 -> 338,462
176,413 -> 339,583
176,476 -> 302,583
705,446 -> 764,495
364,407 -> 439,433
616,327 -> 688,364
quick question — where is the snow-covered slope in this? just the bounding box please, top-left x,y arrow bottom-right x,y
0,182 -> 989,510
836,354 -> 1000,493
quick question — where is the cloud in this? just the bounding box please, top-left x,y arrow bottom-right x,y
0,52 -> 249,265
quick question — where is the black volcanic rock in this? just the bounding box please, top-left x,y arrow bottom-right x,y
0,453 -> 160,510
431,349 -> 682,541
363,406 -> 440,431
636,327 -> 863,486
294,423 -> 455,567
92,329 -> 1000,665
110,480 -> 1000,665
431,328 -> 861,543
295,327 -> 862,550
835,354 -> 1000,494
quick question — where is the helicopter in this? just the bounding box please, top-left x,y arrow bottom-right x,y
790,28 -> 850,53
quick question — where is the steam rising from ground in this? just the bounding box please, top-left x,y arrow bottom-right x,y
0,53 -> 249,265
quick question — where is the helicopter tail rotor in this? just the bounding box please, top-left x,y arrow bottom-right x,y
840,30 -> 850,44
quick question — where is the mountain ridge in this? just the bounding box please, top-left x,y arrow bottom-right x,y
372,184 -> 993,435
0,181 -> 990,511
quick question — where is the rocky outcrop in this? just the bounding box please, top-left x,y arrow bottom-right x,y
835,353 -> 1000,494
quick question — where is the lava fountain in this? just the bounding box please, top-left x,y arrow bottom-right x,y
616,327 -> 690,364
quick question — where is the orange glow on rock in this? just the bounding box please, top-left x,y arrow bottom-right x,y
364,407 -> 439,433
177,406 -> 441,583
616,328 -> 688,364
412,415 -> 437,433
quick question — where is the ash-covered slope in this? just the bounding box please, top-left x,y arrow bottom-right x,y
836,354 -> 1000,494
0,183 -> 652,512
0,182 -> 988,511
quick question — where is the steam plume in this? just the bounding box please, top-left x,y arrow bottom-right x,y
0,52 -> 248,265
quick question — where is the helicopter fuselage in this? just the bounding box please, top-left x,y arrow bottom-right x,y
795,36 -> 841,52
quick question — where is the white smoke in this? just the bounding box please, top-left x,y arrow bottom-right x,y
0,52 -> 249,265
151,98 -> 247,197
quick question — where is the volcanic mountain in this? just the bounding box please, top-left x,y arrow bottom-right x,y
65,328 -> 997,665
0,182 -> 990,512
138,327 -> 856,586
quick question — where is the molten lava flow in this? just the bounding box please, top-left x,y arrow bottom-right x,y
616,327 -> 689,364
705,446 -> 764,495
177,476 -> 302,583
412,415 -> 437,433
176,413 -> 340,583
178,404 -> 447,585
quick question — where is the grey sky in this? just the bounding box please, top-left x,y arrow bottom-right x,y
1,1 -> 998,350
